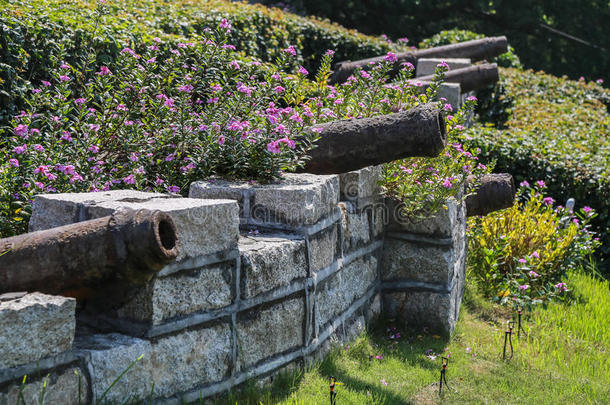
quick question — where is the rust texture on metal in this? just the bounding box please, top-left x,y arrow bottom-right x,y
465,173 -> 515,217
414,63 -> 499,92
301,103 -> 446,174
0,209 -> 179,295
330,36 -> 508,84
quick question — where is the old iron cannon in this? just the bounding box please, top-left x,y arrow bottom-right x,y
465,173 -> 516,216
301,103 -> 446,174
330,36 -> 508,84
413,63 -> 499,92
0,208 -> 180,297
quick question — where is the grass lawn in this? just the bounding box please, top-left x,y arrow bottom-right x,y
221,270 -> 610,404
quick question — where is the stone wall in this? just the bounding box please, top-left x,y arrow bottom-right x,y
0,166 -> 467,403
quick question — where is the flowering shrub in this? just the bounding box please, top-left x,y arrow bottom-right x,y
0,6 -> 480,237
467,181 -> 601,308
469,67 -> 610,274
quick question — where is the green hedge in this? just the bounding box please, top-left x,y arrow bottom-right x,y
467,68 -> 610,271
0,0 -> 403,128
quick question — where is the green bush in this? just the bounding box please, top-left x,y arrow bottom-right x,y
467,182 -> 601,307
466,67 -> 610,271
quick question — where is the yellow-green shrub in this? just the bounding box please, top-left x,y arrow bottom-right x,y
467,182 -> 600,307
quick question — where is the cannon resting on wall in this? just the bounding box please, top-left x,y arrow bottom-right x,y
300,103 -> 516,217
0,209 -> 180,298
329,36 -> 508,84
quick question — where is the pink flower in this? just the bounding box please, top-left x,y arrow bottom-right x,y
437,61 -> 449,69
35,182 -> 44,190
535,180 -> 546,188
325,49 -> 335,56
278,136 -> 295,149
41,80 -> 51,87
267,141 -> 281,154
98,66 -> 113,76
518,258 -> 527,264
59,75 -> 70,82
60,62 -> 70,69
442,178 -> 452,188
178,84 -> 194,93
218,135 -> 225,145
166,185 -> 180,193
384,52 -> 398,63
14,124 -> 29,138
298,66 -> 308,75
60,132 -> 72,142
528,270 -> 539,278
273,86 -> 285,93
219,18 -> 232,32
466,95 -> 478,101
520,180 -> 530,187
122,175 -> 136,185
8,159 -> 19,167
381,378 -> 388,386
555,282 -> 568,292
398,37 -> 409,43
531,251 -> 540,259
583,206 -> 593,215
376,354 -> 384,360
236,82 -> 252,96
155,177 -> 165,185
13,144 -> 27,154
444,103 -> 453,112
283,45 -> 296,56
311,127 -> 324,134
229,60 -> 240,70
518,284 -> 529,291
207,97 -> 219,104
33,144 -> 44,152
543,197 -> 554,205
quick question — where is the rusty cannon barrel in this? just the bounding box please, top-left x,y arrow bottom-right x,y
330,36 -> 508,84
0,209 -> 180,296
465,173 -> 516,217
301,103 -> 446,175
414,63 -> 499,92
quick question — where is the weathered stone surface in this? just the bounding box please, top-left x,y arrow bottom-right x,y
76,333 -> 153,404
366,293 -> 382,324
239,234 -> 307,300
28,191 -> 240,261
315,256 -> 377,331
237,297 -> 304,370
339,202 -> 371,253
380,238 -> 455,285
370,203 -> 387,238
387,197 -> 462,237
151,322 -> 232,397
309,224 -> 339,272
416,58 -> 472,77
343,314 -> 366,343
116,261 -> 235,324
382,281 -> 462,336
29,190 -> 172,231
0,293 -> 75,369
190,173 -> 339,226
0,366 -> 89,405
339,166 -> 382,203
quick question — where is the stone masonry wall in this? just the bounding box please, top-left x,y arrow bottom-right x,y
1,164 -> 467,403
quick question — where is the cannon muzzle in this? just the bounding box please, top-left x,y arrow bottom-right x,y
330,36 -> 507,84
465,173 -> 516,217
0,209 -> 180,296
301,103 -> 446,174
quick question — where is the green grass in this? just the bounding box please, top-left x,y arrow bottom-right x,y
220,270 -> 609,404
